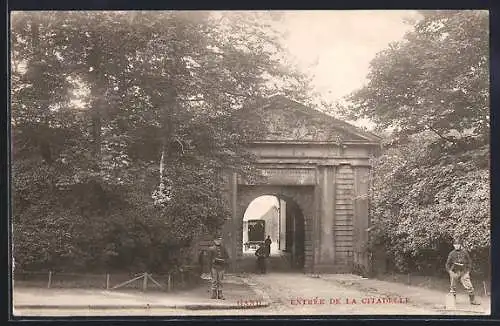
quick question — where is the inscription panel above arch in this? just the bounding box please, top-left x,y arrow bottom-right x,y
238,167 -> 317,186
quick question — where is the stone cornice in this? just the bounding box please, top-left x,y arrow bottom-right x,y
252,159 -> 371,169
254,159 -> 372,167
246,140 -> 381,146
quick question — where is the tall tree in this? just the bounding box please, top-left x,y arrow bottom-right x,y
11,11 -> 310,272
344,10 -> 489,273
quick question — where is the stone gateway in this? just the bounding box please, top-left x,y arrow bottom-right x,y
221,95 -> 381,274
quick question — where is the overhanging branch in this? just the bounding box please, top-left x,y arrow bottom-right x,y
426,124 -> 457,145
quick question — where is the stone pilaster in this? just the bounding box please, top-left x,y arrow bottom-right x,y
222,172 -> 238,272
319,165 -> 336,265
353,166 -> 370,272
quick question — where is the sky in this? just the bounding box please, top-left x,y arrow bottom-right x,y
245,10 -> 417,217
277,10 -> 418,104
244,195 -> 279,220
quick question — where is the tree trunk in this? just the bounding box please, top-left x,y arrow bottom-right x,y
160,143 -> 165,183
157,25 -> 181,186
91,108 -> 102,160
30,17 -> 39,50
31,17 -> 53,164
88,36 -> 103,163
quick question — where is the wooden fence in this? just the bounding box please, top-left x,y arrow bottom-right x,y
13,267 -> 201,292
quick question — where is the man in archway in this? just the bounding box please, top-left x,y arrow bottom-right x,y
207,234 -> 230,299
255,243 -> 267,274
264,235 -> 272,257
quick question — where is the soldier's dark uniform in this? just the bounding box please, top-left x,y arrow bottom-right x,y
207,237 -> 230,300
445,237 -> 480,305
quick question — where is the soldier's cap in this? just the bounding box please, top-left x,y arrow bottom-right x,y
453,236 -> 463,244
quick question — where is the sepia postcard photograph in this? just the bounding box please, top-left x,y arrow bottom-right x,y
9,9 -> 490,317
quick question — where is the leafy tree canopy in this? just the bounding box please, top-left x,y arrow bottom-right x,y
11,11 -> 310,272
344,10 -> 489,273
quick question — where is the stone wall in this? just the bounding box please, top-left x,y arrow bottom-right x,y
334,164 -> 355,268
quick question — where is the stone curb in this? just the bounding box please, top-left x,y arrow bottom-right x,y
14,302 -> 270,311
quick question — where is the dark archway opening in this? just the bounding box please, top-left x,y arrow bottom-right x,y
283,199 -> 305,271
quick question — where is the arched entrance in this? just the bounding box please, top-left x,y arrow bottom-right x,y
235,186 -> 314,273
241,195 -> 305,272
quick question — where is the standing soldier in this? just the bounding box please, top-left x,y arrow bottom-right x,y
207,234 -> 230,300
445,236 -> 480,305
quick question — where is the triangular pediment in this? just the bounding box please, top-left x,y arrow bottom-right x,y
245,95 -> 381,143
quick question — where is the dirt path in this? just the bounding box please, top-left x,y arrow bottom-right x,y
245,273 -> 437,315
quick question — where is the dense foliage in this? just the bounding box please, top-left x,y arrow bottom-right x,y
345,11 -> 489,275
11,12 -> 309,272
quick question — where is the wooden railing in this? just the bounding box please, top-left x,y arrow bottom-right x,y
13,266 -> 202,292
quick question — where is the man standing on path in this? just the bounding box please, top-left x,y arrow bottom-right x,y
207,234 -> 230,300
445,236 -> 480,305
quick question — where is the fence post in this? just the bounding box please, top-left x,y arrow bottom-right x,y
47,271 -> 52,289
142,273 -> 148,292
167,273 -> 172,292
407,273 -> 410,285
106,273 -> 110,290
